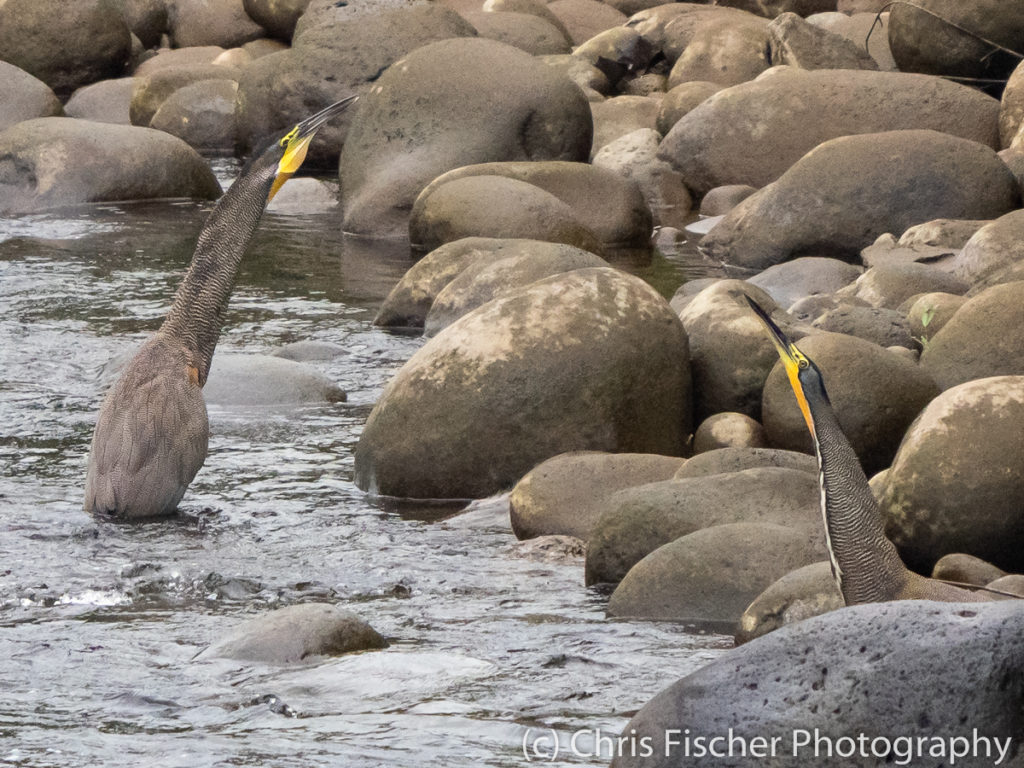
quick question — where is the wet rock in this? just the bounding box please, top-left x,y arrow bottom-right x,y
410,162 -> 651,259
355,268 -> 690,499
746,257 -> 861,309
735,561 -> 842,644
659,69 -> 1002,197
113,0 -> 169,48
200,603 -> 387,664
932,553 -> 1006,588
700,130 -> 1017,271
130,64 -> 240,127
0,0 -> 132,99
204,353 -> 346,405
509,451 -> 683,541
906,292 -> 966,345
509,534 -> 586,562
606,522 -> 824,624
339,37 -> 591,236
272,340 -> 346,362
64,78 -> 138,125
948,210 -> 1024,288
667,14 -> 770,89
0,118 -> 220,215
898,217 -> 989,249
807,11 -> 896,71
888,0 -> 1024,85
265,178 -> 338,214
546,0 -> 628,45
585,467 -> 823,586
680,280 -> 803,421
149,79 -> 238,151
692,413 -> 766,453
880,375 -> 1024,572
768,12 -> 878,71
464,11 -> 571,56
674,447 -> 817,479
614,600 -> 1024,768
655,81 -> 722,136
811,305 -> 914,349
165,0 -> 264,48
592,129 -> 693,229
763,332 -> 939,474
919,283 -> 1024,390
573,28 -> 654,88
0,62 -> 63,132
242,0 -> 312,41
424,246 -> 607,336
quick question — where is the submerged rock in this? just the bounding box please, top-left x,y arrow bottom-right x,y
205,354 -> 346,406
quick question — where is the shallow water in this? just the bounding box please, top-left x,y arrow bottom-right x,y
0,166 -> 729,767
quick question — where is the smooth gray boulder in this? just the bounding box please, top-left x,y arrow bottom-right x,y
0,118 -> 220,214
667,13 -> 770,89
165,0 -> 264,48
613,600 -> 1024,768
811,305 -> 914,349
204,353 -> 346,406
807,11 -> 896,71
736,560 -> 842,644
768,12 -> 878,71
64,78 -> 138,125
464,10 -> 571,55
355,268 -> 691,499
659,68 -> 1002,197
674,447 -> 817,478
746,257 -> 861,309
340,37 -> 592,236
0,62 -> 62,132
547,0 -> 628,45
836,262 -> 967,310
655,81 -> 723,136
590,96 -> 660,157
932,553 -> 1007,587
130,64 -> 240,127
242,0 -> 312,40
149,79 -> 238,150
113,0 -> 169,48
906,292 -> 967,346
949,209 -> 1024,288
692,412 -> 766,453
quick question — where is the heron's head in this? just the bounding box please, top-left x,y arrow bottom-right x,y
265,95 -> 358,202
744,294 -> 829,440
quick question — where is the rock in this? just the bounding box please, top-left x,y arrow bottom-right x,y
0,118 -> 220,215
242,38 -> 288,59
63,78 -> 138,125
165,0 -> 264,48
735,561 -> 842,644
204,353 -> 346,405
692,413 -> 766,453
424,246 -> 607,335
0,0 -> 132,99
238,3 -> 475,169
768,12 -> 878,71
659,6 -> 761,62
786,293 -> 850,324
340,37 -> 591,236
592,129 -> 693,229
354,268 -> 691,499
931,553 -> 1007,587
463,11 -> 571,56
837,262 -> 967,310
746,257 -> 861,309
573,27 -> 654,87
898,217 -> 989,249
1001,61 -> 1024,149
242,0 -> 311,40
679,280 -> 803,421
130,64 -> 240,127
149,79 -> 238,150
948,210 -> 1024,288
698,184 -> 756,217
606,522 -> 824,624
410,162 -> 651,259
755,0 -> 839,14
585,467 -> 823,585
617,73 -> 666,97
133,46 -> 227,76
763,331 -> 940,474
613,600 -> 1024,768
880,375 -> 1024,573
537,54 -> 611,98
272,340 -> 346,362
483,0 -> 572,44
546,0 -> 628,45
858,234 -> 959,272
986,575 -> 1024,599
888,0 -> 1024,85
113,0 -> 169,48
919,283 -> 1024,390
700,130 -> 1018,271
591,96 -> 660,159
508,534 -> 586,561
906,292 -> 966,345
807,11 -> 896,71
668,14 -> 770,89
838,0 -> 887,10
655,81 -> 722,136
659,69 -> 1002,197
624,3 -> 714,55
811,305 -> 914,349
509,451 -> 684,541
0,62 -> 63,132
265,177 -> 338,214
674,446 -> 817,479
200,603 -> 386,663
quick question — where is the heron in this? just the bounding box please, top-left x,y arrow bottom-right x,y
84,95 -> 358,518
744,295 -> 991,604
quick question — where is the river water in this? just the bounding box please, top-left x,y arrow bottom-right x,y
0,164 -> 730,767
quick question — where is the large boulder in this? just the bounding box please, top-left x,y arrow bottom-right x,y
130,64 -> 240,127
340,38 -> 593,236
112,0 -> 169,48
165,0 -> 264,48
746,257 -> 861,309
807,11 -> 896,71
509,451 -> 684,541
590,96 -> 660,157
547,0 -> 628,45
354,268 -> 691,499
1002,61 -> 1024,149
768,12 -> 878,71
613,600 -> 1024,768
133,46 -> 228,76
149,79 -> 239,151
236,2 -> 475,167
919,283 -> 1024,391
606,522 -> 824,624
692,412 -> 766,453
0,0 -> 132,99
63,78 -> 138,125
879,376 -> 1024,573
699,130 -> 1018,271
242,0 -> 312,40
0,118 -> 220,215
463,10 -> 571,55
667,13 -> 770,88
836,262 -> 967,310
948,209 -> 1024,289
659,68 -> 1002,197
585,467 -> 823,585
736,560 -> 842,644
0,62 -> 62,132
763,332 -> 939,474
674,446 -> 816,478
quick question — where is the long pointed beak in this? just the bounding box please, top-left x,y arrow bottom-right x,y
269,95 -> 359,202
294,94 -> 360,140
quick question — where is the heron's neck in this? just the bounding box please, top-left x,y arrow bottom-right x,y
812,402 -> 909,604
160,170 -> 273,384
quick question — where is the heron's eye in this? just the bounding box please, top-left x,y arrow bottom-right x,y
798,358 -> 809,370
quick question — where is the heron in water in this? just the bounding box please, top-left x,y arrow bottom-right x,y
84,96 -> 358,518
744,295 -> 992,604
